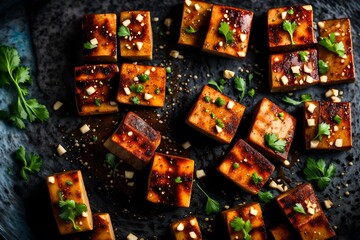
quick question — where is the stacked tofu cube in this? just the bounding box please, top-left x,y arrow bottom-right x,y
104,111 -> 161,170
146,153 -> 194,207
217,139 -> 275,194
170,216 -> 202,240
117,63 -> 166,107
74,64 -> 119,116
304,101 -> 352,150
186,85 -> 246,144
76,213 -> 116,240
276,183 -> 336,239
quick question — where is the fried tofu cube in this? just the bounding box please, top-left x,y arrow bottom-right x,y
276,183 -> 336,240
171,216 -> 202,240
77,213 -> 115,240
202,5 -> 254,59
119,11 -> 152,61
218,139 -> 275,194
146,153 -> 194,207
178,0 -> 213,48
269,49 -> 319,92
317,18 -> 356,84
117,63 -> 166,107
46,170 -> 93,235
75,64 -> 119,116
82,14 -> 117,62
304,101 -> 352,150
246,98 -> 296,164
104,111 -> 161,170
221,203 -> 267,240
270,223 -> 298,240
186,85 -> 246,144
267,5 -> 316,52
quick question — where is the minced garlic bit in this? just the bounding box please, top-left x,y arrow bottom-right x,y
90,38 -> 98,45
334,139 -> 343,148
281,75 -> 289,85
215,125 -> 223,133
227,101 -> 235,110
291,66 -> 300,74
283,160 -> 290,166
164,18 -> 173,28
125,171 -> 135,179
250,206 -> 258,216
80,124 -> 90,134
310,140 -> 320,149
189,231 -> 197,239
182,141 -> 191,150
324,199 -> 334,209
136,42 -> 143,51
317,21 -> 325,29
320,75 -> 328,83
124,87 -> 131,95
169,50 -> 180,58
136,14 -> 144,22
82,211 -> 88,217
196,169 -> 206,179
223,69 -> 235,79
144,93 -> 153,100
190,219 -> 196,226
177,223 -> 184,231
237,51 -> 246,57
281,11 -> 287,19
240,33 -> 247,42
57,144 -> 67,156
331,96 -> 341,103
127,233 -> 138,240
122,19 -> 131,27
185,0 -> 192,6
307,103 -> 316,113
53,101 -> 63,111
307,118 -> 316,127
48,176 -> 55,184
86,86 -> 96,96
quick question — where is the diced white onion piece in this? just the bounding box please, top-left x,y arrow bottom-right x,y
318,21 -> 325,29
310,140 -> 320,148
194,3 -> 200,11
122,19 -> 131,27
185,0 -> 192,6
320,75 -> 328,83
189,231 -> 197,239
240,33 -> 247,42
250,206 -> 258,216
189,219 -> 196,226
80,124 -> 90,134
136,14 -> 144,22
86,86 -> 96,96
281,11 -> 287,19
227,101 -> 235,110
307,119 -> 315,127
237,51 -> 246,57
306,76 -> 314,84
48,176 -> 55,184
53,101 -> 63,111
216,125 -> 223,133
291,66 -> 300,74
223,69 -> 235,79
177,223 -> 184,231
196,169 -> 206,179
144,93 -> 153,100
303,65 -> 312,73
335,139 -> 343,148
182,141 -> 191,149
127,233 -> 138,240
307,103 -> 316,113
281,75 -> 289,85
124,87 -> 131,95
57,144 -> 67,156
125,170 -> 135,179
136,42 -> 143,50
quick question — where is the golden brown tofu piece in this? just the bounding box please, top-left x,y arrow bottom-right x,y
178,0 -> 213,48
267,5 -> 316,52
104,111 -> 161,170
117,63 -> 166,107
221,203 -> 267,240
270,223 -> 299,240
247,98 -> 296,164
75,64 -> 119,116
171,216 -> 202,240
46,170 -> 93,235
304,101 -> 352,150
146,153 -> 194,207
82,14 -> 117,62
202,5 -> 253,59
317,18 -> 356,84
218,139 -> 275,194
276,183 -> 336,240
119,11 -> 152,61
269,49 -> 319,92
186,85 -> 246,144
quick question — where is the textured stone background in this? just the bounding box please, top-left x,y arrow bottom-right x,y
0,0 -> 359,239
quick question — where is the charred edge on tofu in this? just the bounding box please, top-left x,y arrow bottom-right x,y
55,172 -> 81,201
92,214 -> 109,231
83,15 -> 117,56
319,101 -> 350,124
125,113 -> 159,142
149,157 -> 193,206
302,213 -> 335,233
75,64 -> 119,78
268,6 -> 313,46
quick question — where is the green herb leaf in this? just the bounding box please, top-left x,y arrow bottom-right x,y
287,8 -> 294,14
208,79 -> 224,93
210,113 -> 215,119
230,217 -> 252,240
293,203 -> 306,215
300,94 -> 312,102
174,176 -> 182,183
251,172 -> 263,184
258,191 -> 273,203
218,22 -> 234,44
66,180 -> 73,186
248,88 -> 255,98
130,96 -> 140,105
303,157 -> 336,191
117,25 -> 131,37
183,25 -> 197,34
83,41 -> 97,50
282,20 -> 297,45
165,66 -> 172,73
216,118 -> 225,128
333,114 -> 342,124
233,162 -> 240,169
155,87 -> 160,95
204,96 -> 211,102
265,133 -> 286,153
278,112 -> 284,119
282,94 -> 312,106
234,76 -> 246,101
318,60 -> 329,75
313,122 -> 330,141
94,98 -> 101,106
248,73 -> 254,83
15,146 -> 42,181
197,184 -> 220,215
138,73 -> 150,82
104,153 -> 120,178
215,97 -> 225,107
58,191 -> 87,230
299,51 -> 309,62
129,83 -> 144,93
319,33 -> 345,57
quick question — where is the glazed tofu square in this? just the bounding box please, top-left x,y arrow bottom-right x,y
202,5 -> 254,59
186,85 -> 246,144
221,203 -> 267,240
46,170 -> 93,235
119,11 -> 153,61
171,216 -> 202,240
247,98 -> 296,164
317,18 -> 356,85
178,0 -> 213,48
267,5 -> 316,52
78,213 -> 115,240
276,183 -> 336,240
104,111 -> 161,170
217,139 -> 275,195
82,14 -> 117,62
147,153 -> 194,207
75,64 -> 119,116
304,101 -> 352,150
117,63 -> 166,107
269,49 -> 319,92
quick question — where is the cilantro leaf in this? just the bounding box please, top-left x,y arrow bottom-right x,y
183,26 -> 197,34
265,133 -> 286,152
208,79 -> 224,93
230,217 -> 252,240
258,191 -> 273,203
15,146 -> 42,181
0,46 -> 20,72
282,94 -> 312,106
318,60 -> 329,75
333,115 -> 342,124
234,76 -> 246,101
248,88 -> 255,98
174,176 -> 182,183
197,184 -> 220,215
251,172 -> 263,184
313,122 -> 330,141
129,83 -> 144,93
58,191 -> 87,230
130,96 -> 140,105
117,25 -> 131,37
248,73 -> 254,83
319,33 -> 345,57
282,20 -> 296,45
299,51 -> 309,62
287,8 -> 294,14
83,41 -> 97,50
218,22 -> 234,44
293,203 -> 306,215
138,73 -> 150,82
303,157 -> 335,190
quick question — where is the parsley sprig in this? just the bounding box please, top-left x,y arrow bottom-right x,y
319,33 -> 345,57
281,94 -> 312,106
318,60 -> 329,75
0,46 -> 49,129
208,79 -> 225,93
234,76 -> 246,101
230,216 -> 252,240
282,20 -> 296,45
104,153 -> 121,177
299,51 -> 309,62
293,203 -> 306,215
251,172 -> 263,184
197,183 -> 220,215
218,22 -> 234,44
118,25 -> 131,37
265,133 -> 286,152
313,122 -> 330,141
183,26 -> 197,34
258,191 -> 273,203
15,146 -> 42,180
83,41 -> 97,50
58,191 -> 87,230
303,157 -> 335,190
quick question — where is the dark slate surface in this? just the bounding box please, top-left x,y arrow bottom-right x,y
0,0 -> 359,239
